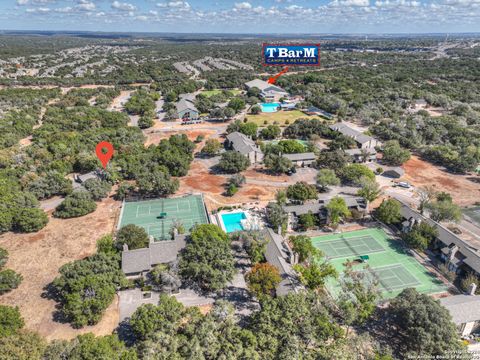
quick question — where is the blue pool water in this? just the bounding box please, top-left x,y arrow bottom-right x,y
221,212 -> 247,233
260,102 -> 280,113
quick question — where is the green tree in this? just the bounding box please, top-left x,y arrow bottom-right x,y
201,138 -> 222,156
0,270 -> 23,295
403,222 -> 438,251
44,333 -> 137,360
326,196 -> 351,227
316,169 -> 340,192
426,199 -> 462,223
375,199 -> 402,225
260,125 -> 281,140
52,253 -> 127,328
357,177 -> 381,212
263,154 -> 293,174
290,235 -> 319,263
294,259 -> 337,291
275,189 -> 287,206
0,305 -> 24,337
266,202 -> 288,232
54,191 -> 97,219
228,98 -> 246,113
218,151 -> 250,173
0,331 -> 46,360
277,139 -> 306,154
136,168 -> 179,197
250,292 -> 343,358
96,235 -> 118,257
250,104 -> 262,114
246,262 -> 281,299
298,212 -> 317,231
387,288 -> 464,357
130,295 -> 185,340
338,263 -> 380,335
338,164 -> 375,185
179,224 -> 235,292
287,182 -> 317,204
83,179 -> 112,201
0,248 -> 7,269
138,114 -> 154,129
116,224 -> 149,250
239,122 -> 258,138
382,140 -> 411,166
13,208 -> 48,233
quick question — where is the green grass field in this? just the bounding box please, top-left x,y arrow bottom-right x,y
118,195 -> 209,240
246,110 -> 322,127
311,228 -> 448,299
201,89 -> 242,97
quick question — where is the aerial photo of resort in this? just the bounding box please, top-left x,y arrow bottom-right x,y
0,0 -> 480,359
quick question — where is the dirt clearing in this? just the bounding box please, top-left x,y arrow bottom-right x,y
403,156 -> 480,206
0,197 -> 121,341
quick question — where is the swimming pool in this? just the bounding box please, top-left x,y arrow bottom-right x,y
260,102 -> 280,113
221,212 -> 247,233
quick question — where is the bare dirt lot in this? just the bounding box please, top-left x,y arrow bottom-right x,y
403,156 -> 480,206
178,161 -> 282,210
0,197 -> 121,341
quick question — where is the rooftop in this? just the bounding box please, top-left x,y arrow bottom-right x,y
440,295 -> 480,324
121,234 -> 187,275
226,131 -> 261,155
400,202 -> 480,274
176,98 -> 198,113
283,152 -> 316,162
245,78 -> 287,93
329,122 -> 376,145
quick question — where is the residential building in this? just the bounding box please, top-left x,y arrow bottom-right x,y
283,196 -> 367,231
225,131 -> 264,164
302,106 -> 334,120
176,98 -> 199,121
345,148 -> 377,163
245,79 -> 289,103
400,202 -> 480,275
440,288 -> 480,336
264,228 -> 302,296
121,233 -> 186,278
282,152 -> 316,167
329,122 -> 381,149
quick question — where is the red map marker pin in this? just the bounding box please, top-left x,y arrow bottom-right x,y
95,141 -> 114,169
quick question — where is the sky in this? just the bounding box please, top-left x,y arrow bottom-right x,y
0,0 -> 479,34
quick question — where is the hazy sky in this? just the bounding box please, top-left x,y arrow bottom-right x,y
1,0 -> 479,34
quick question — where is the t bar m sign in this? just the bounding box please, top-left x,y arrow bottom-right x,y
263,44 -> 320,66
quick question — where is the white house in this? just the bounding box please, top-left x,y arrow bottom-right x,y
245,79 -> 289,103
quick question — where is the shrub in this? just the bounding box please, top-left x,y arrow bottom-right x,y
0,305 -> 24,337
13,208 -> 48,233
116,224 -> 149,250
83,179 -> 112,201
54,191 -> 97,218
0,248 -> 8,269
0,269 -> 23,295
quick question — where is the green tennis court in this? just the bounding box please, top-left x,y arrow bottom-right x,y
319,235 -> 385,259
118,194 -> 209,240
312,228 -> 448,299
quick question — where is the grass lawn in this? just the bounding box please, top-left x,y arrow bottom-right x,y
245,110 -> 322,127
201,89 -> 242,97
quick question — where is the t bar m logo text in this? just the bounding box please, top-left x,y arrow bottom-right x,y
263,44 -> 320,66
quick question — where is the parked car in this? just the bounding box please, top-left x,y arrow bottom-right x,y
393,181 -> 411,188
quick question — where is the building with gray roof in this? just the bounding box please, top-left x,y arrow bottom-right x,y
345,147 -> 377,163
399,201 -> 480,275
245,79 -> 288,103
264,228 -> 302,296
283,196 -> 367,231
440,291 -> 480,336
176,98 -> 199,121
122,234 -> 186,277
329,122 -> 381,149
225,131 -> 263,164
282,152 -> 316,167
